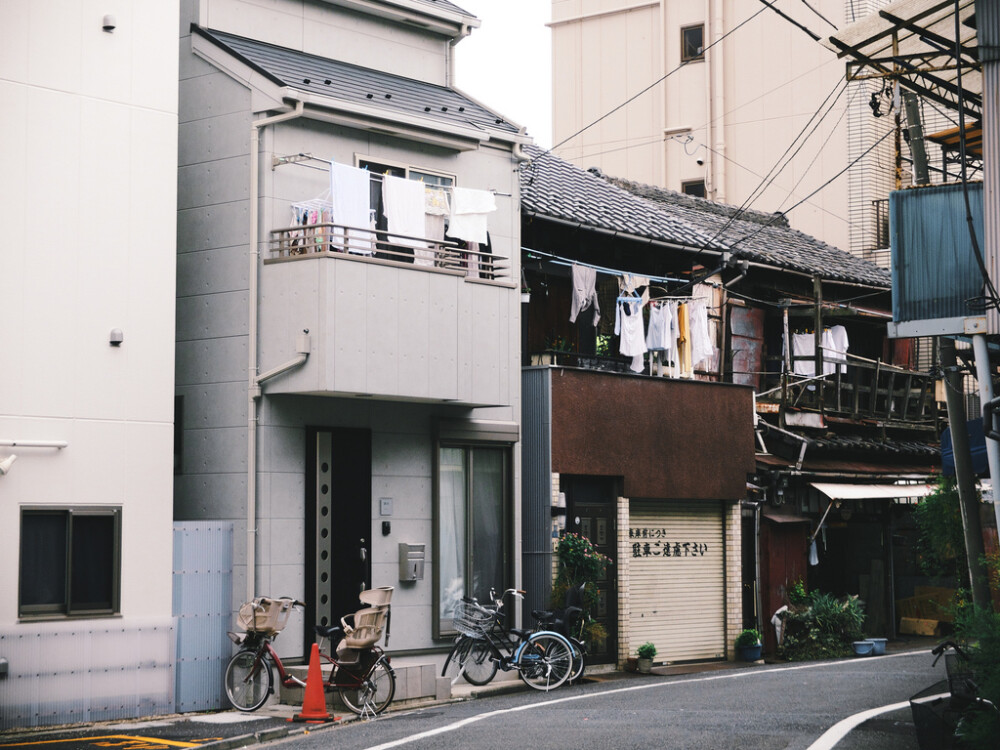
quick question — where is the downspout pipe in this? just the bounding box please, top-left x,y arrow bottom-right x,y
247,99 -> 305,603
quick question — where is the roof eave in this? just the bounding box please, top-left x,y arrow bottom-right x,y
326,0 -> 479,38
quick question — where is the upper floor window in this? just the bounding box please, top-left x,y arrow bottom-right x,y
19,507 -> 122,619
681,24 -> 704,62
682,179 -> 706,198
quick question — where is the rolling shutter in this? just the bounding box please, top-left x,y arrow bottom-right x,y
628,500 -> 726,662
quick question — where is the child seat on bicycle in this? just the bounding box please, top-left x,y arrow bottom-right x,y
339,586 -> 393,655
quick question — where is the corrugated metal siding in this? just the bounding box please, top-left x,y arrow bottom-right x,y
628,501 -> 726,663
173,522 -> 233,712
521,368 -> 553,620
0,621 -> 175,730
890,182 -> 984,323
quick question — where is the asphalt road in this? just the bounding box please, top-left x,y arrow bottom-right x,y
271,650 -> 942,750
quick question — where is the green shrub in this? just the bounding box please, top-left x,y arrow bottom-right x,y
735,628 -> 762,648
788,578 -> 808,606
778,590 -> 865,661
636,642 -> 657,659
949,607 -> 1000,747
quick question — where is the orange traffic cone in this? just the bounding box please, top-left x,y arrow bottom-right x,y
291,643 -> 336,723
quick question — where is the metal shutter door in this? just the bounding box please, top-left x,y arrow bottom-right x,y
628,500 -> 726,662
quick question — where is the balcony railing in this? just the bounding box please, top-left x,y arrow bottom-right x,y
759,351 -> 940,429
268,222 -> 510,281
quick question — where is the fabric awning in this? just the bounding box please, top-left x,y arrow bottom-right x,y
809,482 -> 936,501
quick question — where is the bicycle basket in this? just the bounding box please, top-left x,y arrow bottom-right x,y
238,597 -> 293,634
453,600 -> 494,637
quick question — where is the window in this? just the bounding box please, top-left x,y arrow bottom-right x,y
682,179 -> 706,198
681,24 -> 704,62
19,507 -> 121,618
434,423 -> 514,637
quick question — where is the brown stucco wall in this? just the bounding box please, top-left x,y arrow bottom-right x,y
549,368 -> 755,499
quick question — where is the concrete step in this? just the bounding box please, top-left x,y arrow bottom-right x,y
280,659 -> 450,708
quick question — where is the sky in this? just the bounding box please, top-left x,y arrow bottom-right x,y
453,1 -> 553,147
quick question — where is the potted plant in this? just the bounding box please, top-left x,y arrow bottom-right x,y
735,628 -> 762,662
636,642 -> 657,673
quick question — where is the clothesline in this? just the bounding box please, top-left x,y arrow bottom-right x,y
522,247 -> 686,285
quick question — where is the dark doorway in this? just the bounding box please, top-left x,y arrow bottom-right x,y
306,427 -> 372,653
561,475 -> 618,664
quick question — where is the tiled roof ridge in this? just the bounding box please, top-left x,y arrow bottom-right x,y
599,171 -> 791,229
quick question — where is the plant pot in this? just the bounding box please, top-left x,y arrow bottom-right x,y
737,643 -> 762,662
521,292 -> 531,304
636,657 -> 653,674
869,638 -> 887,656
852,640 -> 874,656
625,657 -> 638,672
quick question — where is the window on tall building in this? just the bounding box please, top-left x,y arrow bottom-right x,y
19,507 -> 122,618
682,179 -> 706,198
681,24 -> 704,62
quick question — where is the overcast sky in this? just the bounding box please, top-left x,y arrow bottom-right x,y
453,1 -> 552,147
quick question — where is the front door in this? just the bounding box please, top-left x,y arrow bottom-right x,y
562,475 -> 618,664
306,428 -> 372,649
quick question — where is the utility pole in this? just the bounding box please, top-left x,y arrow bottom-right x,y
940,338 -> 991,608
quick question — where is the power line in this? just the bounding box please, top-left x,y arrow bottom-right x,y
544,5 -> 770,156
756,0 -> 820,41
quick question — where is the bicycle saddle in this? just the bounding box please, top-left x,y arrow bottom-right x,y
315,624 -> 343,639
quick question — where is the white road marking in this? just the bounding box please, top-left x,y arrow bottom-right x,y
805,692 -> 950,750
363,650 -> 928,750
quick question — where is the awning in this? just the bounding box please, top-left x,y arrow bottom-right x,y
809,482 -> 936,500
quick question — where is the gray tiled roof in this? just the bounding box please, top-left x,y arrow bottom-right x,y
520,145 -> 891,287
195,27 -> 520,137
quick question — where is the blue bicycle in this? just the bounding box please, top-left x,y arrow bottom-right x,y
442,588 -> 575,691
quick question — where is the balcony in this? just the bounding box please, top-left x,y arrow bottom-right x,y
757,351 -> 941,431
257,223 -> 517,406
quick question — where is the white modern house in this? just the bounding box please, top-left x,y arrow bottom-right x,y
0,0 -> 179,729
175,0 -> 528,696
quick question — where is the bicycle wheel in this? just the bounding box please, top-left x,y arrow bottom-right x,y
338,657 -> 395,716
225,650 -> 273,711
568,639 -> 585,683
442,637 -> 472,684
516,632 -> 572,691
461,639 -> 499,686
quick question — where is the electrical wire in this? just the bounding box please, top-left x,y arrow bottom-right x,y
799,0 -> 838,30
542,5 -> 770,158
756,0 -> 820,41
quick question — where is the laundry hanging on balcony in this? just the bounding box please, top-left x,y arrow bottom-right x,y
447,186 -> 495,244
331,162 -> 373,255
382,174 -> 432,267
569,263 -> 600,326
615,296 -> 648,373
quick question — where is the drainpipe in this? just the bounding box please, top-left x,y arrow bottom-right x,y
247,99 -> 305,602
972,335 -> 1000,536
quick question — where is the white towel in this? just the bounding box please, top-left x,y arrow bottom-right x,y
331,163 -> 373,255
448,186 -> 495,244
383,175 -> 432,266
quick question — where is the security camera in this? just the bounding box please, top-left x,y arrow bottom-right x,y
0,454 -> 17,476
696,158 -> 704,166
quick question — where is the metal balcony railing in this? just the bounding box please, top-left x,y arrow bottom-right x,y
268,222 -> 510,281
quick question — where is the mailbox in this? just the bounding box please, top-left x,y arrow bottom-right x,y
398,543 -> 425,581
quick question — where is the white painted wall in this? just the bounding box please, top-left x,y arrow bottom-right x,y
551,0 -> 855,252
0,0 -> 178,728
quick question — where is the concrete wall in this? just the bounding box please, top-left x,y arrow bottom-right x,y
551,0 -> 852,252
0,0 -> 179,728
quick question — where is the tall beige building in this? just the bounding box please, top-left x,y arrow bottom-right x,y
551,0 -> 905,258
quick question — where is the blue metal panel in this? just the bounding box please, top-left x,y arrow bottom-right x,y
173,523 -> 233,712
891,182 -> 985,323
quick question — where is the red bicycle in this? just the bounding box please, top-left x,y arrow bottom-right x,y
225,592 -> 395,716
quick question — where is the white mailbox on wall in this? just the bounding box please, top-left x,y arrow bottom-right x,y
398,543 -> 425,581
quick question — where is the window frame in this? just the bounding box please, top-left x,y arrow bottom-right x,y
681,24 -> 705,62
681,179 -> 707,198
18,506 -> 122,620
431,421 -> 516,639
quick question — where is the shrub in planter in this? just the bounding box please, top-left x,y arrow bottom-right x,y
735,628 -> 762,661
778,591 -> 865,661
636,642 -> 657,673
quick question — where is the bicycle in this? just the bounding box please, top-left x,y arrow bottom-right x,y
441,588 -> 575,691
225,592 -> 396,717
531,582 -> 587,683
